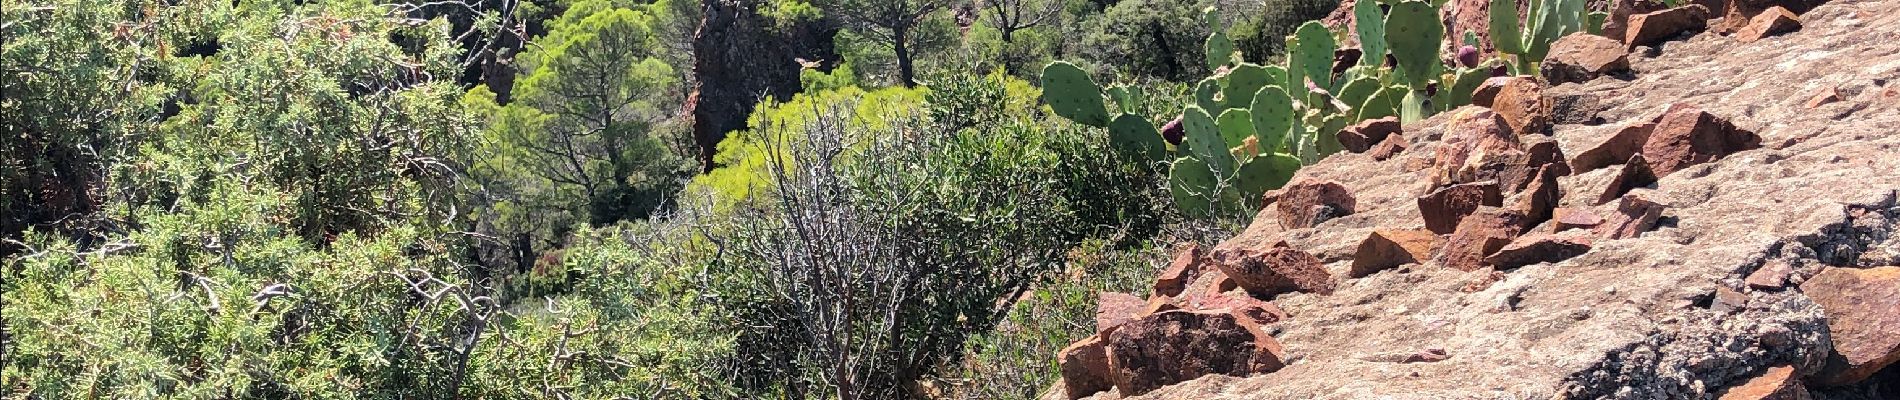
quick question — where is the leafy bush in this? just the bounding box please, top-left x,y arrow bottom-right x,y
1077,0 -> 1212,81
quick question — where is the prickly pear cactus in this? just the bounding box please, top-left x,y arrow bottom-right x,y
1106,85 -> 1134,115
1194,78 -> 1222,114
1109,114 -> 1167,161
1315,114 -> 1349,158
1489,0 -> 1523,55
1360,85 -> 1405,121
1442,64 -> 1493,111
1182,106 -> 1236,178
1216,109 -> 1255,150
1206,31 -> 1237,70
1040,62 -> 1111,127
1249,85 -> 1295,156
1385,0 -> 1444,88
1169,156 -> 1218,216
1335,78 -> 1381,114
1400,88 -> 1427,124
1223,64 -> 1273,110
1354,0 -> 1388,66
1233,153 -> 1301,200
1294,22 -> 1338,92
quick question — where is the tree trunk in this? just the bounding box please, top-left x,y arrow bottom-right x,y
894,27 -> 916,87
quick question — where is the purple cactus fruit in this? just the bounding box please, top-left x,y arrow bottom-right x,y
1490,64 -> 1509,77
1161,115 -> 1185,145
1425,82 -> 1439,98
1456,46 -> 1480,69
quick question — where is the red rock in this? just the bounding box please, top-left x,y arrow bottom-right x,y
1804,87 -> 1841,109
1489,76 -> 1552,135
1193,291 -> 1290,325
1551,208 -> 1606,232
1471,77 -> 1513,108
1276,179 -> 1357,230
1711,285 -> 1749,314
1745,261 -> 1795,290
1542,33 -> 1633,84
1103,310 -> 1287,396
1512,164 -> 1563,228
1153,244 -> 1205,298
1059,336 -> 1113,399
1716,0 -> 1823,35
1597,193 -> 1666,239
1369,131 -> 1409,161
1734,6 -> 1800,43
1418,181 -> 1504,235
1603,0 -> 1670,42
1339,117 -> 1403,153
1144,296 -> 1182,315
1802,266 -> 1900,386
1440,207 -> 1528,271
1716,365 -> 1809,400
1211,243 -> 1338,298
1598,153 -> 1659,205
1350,229 -> 1441,278
1570,122 -> 1655,173
1483,231 -> 1594,269
1432,108 -> 1529,188
1641,103 -> 1762,177
1625,5 -> 1711,48
1097,292 -> 1148,333
1516,138 -> 1573,192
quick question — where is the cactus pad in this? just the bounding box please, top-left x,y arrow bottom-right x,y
1194,78 -> 1222,114
1233,153 -> 1302,201
1335,77 -> 1381,115
1354,0 -> 1388,66
1294,21 -> 1338,92
1170,156 -> 1218,216
1206,31 -> 1237,70
1223,64 -> 1273,110
1384,1 -> 1444,88
1360,85 -> 1405,120
1040,62 -> 1111,127
1217,109 -> 1255,151
1488,0 -> 1523,55
1108,114 -> 1168,162
1249,85 -> 1295,156
1182,106 -> 1236,178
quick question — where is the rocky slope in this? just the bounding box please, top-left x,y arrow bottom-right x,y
1055,0 -> 1900,398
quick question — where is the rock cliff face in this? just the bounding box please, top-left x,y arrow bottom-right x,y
688,0 -> 838,172
1059,0 -> 1900,397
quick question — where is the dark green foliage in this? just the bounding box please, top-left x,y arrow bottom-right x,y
1079,0 -> 1212,81
1229,0 -> 1341,64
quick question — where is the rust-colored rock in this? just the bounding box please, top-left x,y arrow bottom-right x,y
1716,365 -> 1810,400
1211,243 -> 1338,298
1103,310 -> 1288,396
1642,103 -> 1763,177
1801,266 -> 1900,386
1489,76 -> 1552,135
1745,261 -> 1795,290
1419,181 -> 1504,235
1402,348 -> 1452,363
1153,244 -> 1205,298
1518,138 -> 1573,191
1276,179 -> 1358,230
1804,87 -> 1841,108
1472,77 -> 1513,108
1483,232 -> 1594,269
1542,33 -> 1633,84
1711,285 -> 1750,314
1369,132 -> 1409,161
1432,108 -> 1536,189
1193,291 -> 1290,325
1552,207 -> 1606,232
1597,193 -> 1666,239
1570,122 -> 1656,173
1715,0 -> 1825,35
1512,164 -> 1563,227
1734,6 -> 1800,43
1350,229 -> 1441,278
1339,117 -> 1403,153
1598,153 -> 1659,205
1625,5 -> 1712,48
1603,0 -> 1670,42
1439,207 -> 1528,271
1059,336 -> 1113,399
1096,292 -> 1148,333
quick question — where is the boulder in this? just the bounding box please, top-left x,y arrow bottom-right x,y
1471,77 -> 1513,108
1212,242 -> 1338,298
1734,6 -> 1801,43
1715,0 -> 1825,35
1596,193 -> 1666,239
1625,5 -> 1712,48
1350,229 -> 1441,277
1488,76 -> 1552,135
1369,132 -> 1410,161
1801,266 -> 1900,386
1549,91 -> 1609,125
1439,207 -> 1528,271
1097,292 -> 1149,333
1059,336 -> 1113,399
1339,117 -> 1404,153
1715,365 -> 1809,400
1276,179 -> 1358,230
1153,244 -> 1205,298
1419,181 -> 1505,235
1570,122 -> 1655,173
1542,33 -> 1633,84
1193,291 -> 1290,325
1103,310 -> 1288,396
1641,103 -> 1762,177
1483,232 -> 1595,269
1431,108 -> 1526,188
1598,153 -> 1659,205
1603,0 -> 1670,42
